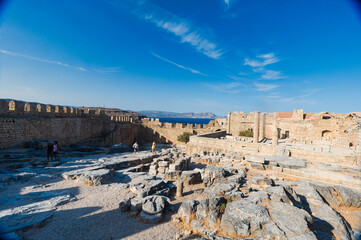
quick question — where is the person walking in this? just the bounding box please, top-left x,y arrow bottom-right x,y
132,141 -> 139,154
45,141 -> 53,161
152,141 -> 156,153
53,141 -> 60,160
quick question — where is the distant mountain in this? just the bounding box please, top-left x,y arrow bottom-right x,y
138,110 -> 217,119
79,107 -> 146,119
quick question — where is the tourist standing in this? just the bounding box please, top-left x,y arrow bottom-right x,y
152,141 -> 156,153
53,141 -> 60,160
133,141 -> 139,154
45,141 -> 53,161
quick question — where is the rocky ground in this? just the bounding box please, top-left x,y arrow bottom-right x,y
0,145 -> 360,240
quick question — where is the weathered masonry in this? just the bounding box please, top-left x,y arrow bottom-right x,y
0,99 -> 228,149
138,117 -> 227,145
0,99 -> 138,149
227,109 -> 360,148
188,109 -> 361,166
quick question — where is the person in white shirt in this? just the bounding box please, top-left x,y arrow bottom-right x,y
132,141 -> 139,154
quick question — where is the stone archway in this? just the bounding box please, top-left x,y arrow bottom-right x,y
322,130 -> 332,140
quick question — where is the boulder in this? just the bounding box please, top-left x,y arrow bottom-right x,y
202,166 -> 226,186
295,182 -> 352,240
181,171 -> 202,185
0,194 -> 76,232
334,185 -> 361,208
119,198 -> 131,212
263,222 -> 286,238
247,190 -> 270,204
225,191 -> 244,201
79,169 -> 112,186
220,200 -> 270,237
190,219 -> 215,236
250,175 -> 274,186
266,186 -> 292,204
204,183 -> 236,198
227,173 -> 246,184
142,195 -> 166,215
139,211 -> 162,224
196,199 -> 210,219
178,200 -> 199,223
268,201 -> 312,236
195,197 -> 226,228
130,197 -> 142,212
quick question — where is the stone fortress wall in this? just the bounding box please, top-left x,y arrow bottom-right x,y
0,99 -> 138,149
0,99 -> 227,149
139,117 -> 227,145
1,97 -> 359,166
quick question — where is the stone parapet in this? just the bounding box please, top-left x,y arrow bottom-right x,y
0,99 -> 135,123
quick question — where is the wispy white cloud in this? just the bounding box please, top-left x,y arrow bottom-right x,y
228,75 -> 246,81
264,88 -> 320,105
144,13 -> 223,59
94,67 -> 122,73
264,95 -> 317,105
0,49 -> 87,71
244,52 -> 279,67
151,52 -> 207,76
261,70 -> 285,80
204,82 -> 242,93
257,53 -> 275,59
254,83 -> 279,91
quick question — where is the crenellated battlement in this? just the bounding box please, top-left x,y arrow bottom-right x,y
0,99 -> 133,123
109,115 -> 134,123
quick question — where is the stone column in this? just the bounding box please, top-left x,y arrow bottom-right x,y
176,180 -> 183,197
272,122 -> 278,146
253,111 -> 260,143
356,129 -> 361,165
260,113 -> 266,140
227,112 -> 231,134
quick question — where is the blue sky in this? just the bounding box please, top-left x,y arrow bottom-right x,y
0,0 -> 360,116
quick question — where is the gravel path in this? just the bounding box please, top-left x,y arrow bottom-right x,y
1,176 -> 183,240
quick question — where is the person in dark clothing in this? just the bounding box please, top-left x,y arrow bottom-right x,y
45,141 -> 53,161
53,141 -> 60,160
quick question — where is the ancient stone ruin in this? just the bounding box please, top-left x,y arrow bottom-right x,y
0,99 -> 360,240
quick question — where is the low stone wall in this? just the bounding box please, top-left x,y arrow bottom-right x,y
186,132 -> 356,166
139,118 -> 227,144
186,135 -> 273,156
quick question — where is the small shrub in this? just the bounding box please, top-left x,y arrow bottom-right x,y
177,132 -> 193,143
219,202 -> 227,214
239,130 -> 253,137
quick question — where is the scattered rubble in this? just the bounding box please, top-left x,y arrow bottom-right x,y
0,145 -> 360,240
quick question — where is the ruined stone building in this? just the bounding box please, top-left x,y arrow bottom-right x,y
187,109 -> 361,167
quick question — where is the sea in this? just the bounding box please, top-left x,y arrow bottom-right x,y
157,117 -> 214,125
